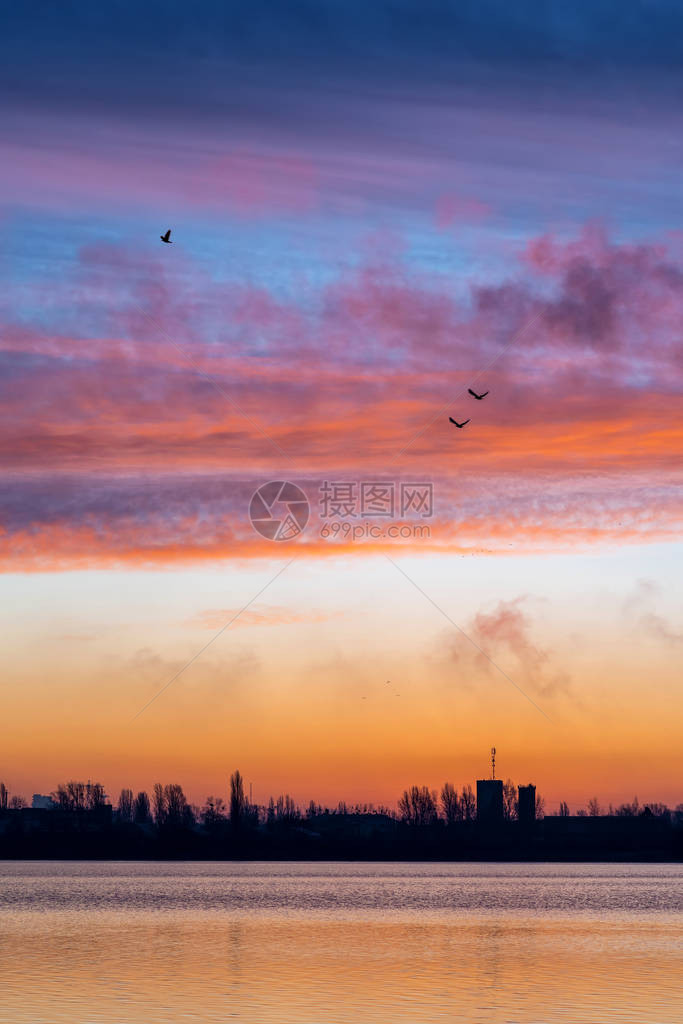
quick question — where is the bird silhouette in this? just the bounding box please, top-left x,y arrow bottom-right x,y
449,417 -> 470,428
160,229 -> 172,244
468,388 -> 489,400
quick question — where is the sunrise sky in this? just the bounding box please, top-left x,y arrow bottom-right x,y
1,3 -> 681,811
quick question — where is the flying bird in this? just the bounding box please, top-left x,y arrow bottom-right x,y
449,417 -> 470,428
468,388 -> 489,400
160,229 -> 172,244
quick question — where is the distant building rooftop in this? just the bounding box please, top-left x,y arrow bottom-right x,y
31,794 -> 55,810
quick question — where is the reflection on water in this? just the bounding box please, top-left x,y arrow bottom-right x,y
0,862 -> 681,1023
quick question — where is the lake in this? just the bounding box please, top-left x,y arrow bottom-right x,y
0,861 -> 681,1023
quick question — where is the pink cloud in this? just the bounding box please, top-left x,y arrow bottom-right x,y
445,597 -> 571,699
187,150 -> 320,215
190,605 -> 339,629
1,226 -> 682,568
0,128 -> 321,218
435,193 -> 492,227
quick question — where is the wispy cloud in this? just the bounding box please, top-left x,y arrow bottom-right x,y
189,605 -> 339,630
443,597 -> 572,699
622,579 -> 682,645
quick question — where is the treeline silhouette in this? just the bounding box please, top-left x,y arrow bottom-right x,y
1,773 -> 681,861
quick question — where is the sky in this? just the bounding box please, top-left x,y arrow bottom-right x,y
1,1 -> 681,812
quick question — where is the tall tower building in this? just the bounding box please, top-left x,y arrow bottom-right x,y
477,748 -> 503,824
477,779 -> 504,824
518,784 -> 536,823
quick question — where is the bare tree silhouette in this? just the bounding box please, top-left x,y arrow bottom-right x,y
202,795 -> 226,830
164,784 -> 190,827
133,790 -> 150,824
230,770 -> 247,828
645,802 -> 669,817
117,788 -> 134,823
152,783 -> 166,826
51,781 -> 106,813
503,779 -> 518,820
274,794 -> 300,825
398,785 -> 438,826
615,796 -> 640,816
86,782 -> 106,811
440,782 -> 461,824
52,781 -> 84,811
461,784 -> 476,822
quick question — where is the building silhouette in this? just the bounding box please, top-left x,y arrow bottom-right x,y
518,784 -> 536,823
476,779 -> 503,825
31,794 -> 55,810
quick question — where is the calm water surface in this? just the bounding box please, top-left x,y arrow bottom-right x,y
0,861 -> 681,1023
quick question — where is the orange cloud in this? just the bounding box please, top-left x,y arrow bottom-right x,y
1,227 -> 682,570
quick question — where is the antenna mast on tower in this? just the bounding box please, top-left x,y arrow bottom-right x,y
491,747 -> 496,780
